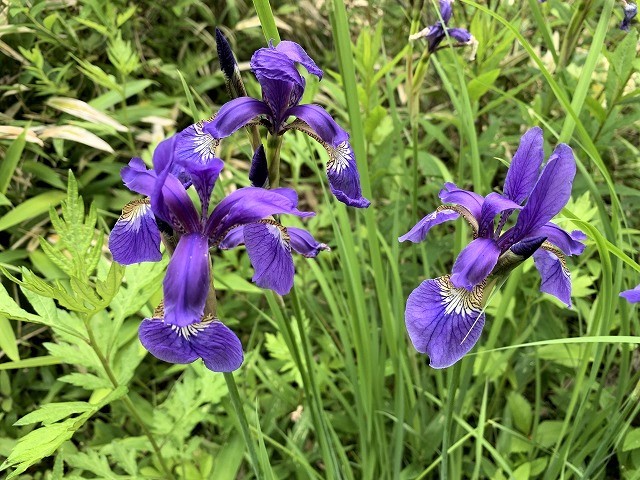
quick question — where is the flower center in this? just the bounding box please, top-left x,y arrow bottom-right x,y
436,276 -> 483,315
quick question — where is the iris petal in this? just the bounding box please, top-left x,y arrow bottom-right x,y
122,158 -> 157,197
176,121 -> 219,166
151,168 -> 201,233
189,320 -> 244,372
205,97 -> 271,139
536,223 -> 586,256
288,227 -> 329,257
439,183 -> 484,219
533,249 -> 572,307
503,127 -> 544,204
405,276 -> 485,368
447,27 -> 472,43
244,221 -> 295,295
275,41 -> 323,79
287,104 -> 349,147
620,285 -> 640,303
324,141 -> 371,208
109,199 -> 162,265
399,208 -> 460,243
451,237 -> 501,290
138,318 -> 199,364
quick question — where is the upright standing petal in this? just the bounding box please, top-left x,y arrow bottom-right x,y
439,0 -> 453,23
503,127 -> 544,204
533,249 -> 572,307
620,285 -> 640,303
621,1 -> 638,31
451,237 -> 501,290
477,193 -> 522,238
182,158 -> 225,215
205,97 -> 271,139
150,169 -> 201,234
163,234 -> 211,327
244,221 -> 295,295
439,183 -> 484,219
399,208 -> 460,243
405,276 -> 485,368
109,199 -> 162,265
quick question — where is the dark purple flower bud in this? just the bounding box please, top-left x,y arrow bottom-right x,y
621,1 -> 638,31
216,27 -> 247,98
249,145 -> 269,188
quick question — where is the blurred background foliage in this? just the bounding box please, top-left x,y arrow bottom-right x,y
1,0 -> 640,478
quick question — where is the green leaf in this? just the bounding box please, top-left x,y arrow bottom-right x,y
467,69 -> 501,102
534,421 -> 564,448
58,373 -> 111,391
0,356 -> 63,371
14,402 -> 93,426
507,392 -> 533,434
0,191 -> 66,231
623,429 -> 640,452
0,128 -> 27,195
0,315 -> 19,362
0,282 -> 48,326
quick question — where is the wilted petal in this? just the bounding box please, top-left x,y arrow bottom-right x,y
244,221 -> 295,295
478,193 -> 522,238
511,144 -> 576,242
288,104 -> 349,147
620,285 -> 640,303
189,320 -> 244,372
325,141 -> 370,208
398,208 -> 459,243
503,127 -> 544,204
122,157 -> 157,197
249,145 -> 269,188
439,182 -> 484,219
533,249 -> 572,307
163,234 -> 211,327
138,318 -> 199,364
447,27 -> 472,43
275,40 -> 323,79
451,237 -> 501,290
206,187 -> 314,241
218,225 -> 245,250
536,223 -> 586,256
109,199 -> 162,265
176,121 -> 219,166
288,227 -> 329,257
405,276 -> 485,368
205,97 -> 271,139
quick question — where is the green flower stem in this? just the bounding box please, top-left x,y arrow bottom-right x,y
266,134 -> 283,188
223,372 -> 261,478
83,317 -> 174,479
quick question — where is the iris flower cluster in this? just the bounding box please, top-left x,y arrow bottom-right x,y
109,34 -> 368,372
409,0 -> 474,52
400,128 -> 587,368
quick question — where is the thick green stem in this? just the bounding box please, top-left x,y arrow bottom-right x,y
224,372 -> 261,478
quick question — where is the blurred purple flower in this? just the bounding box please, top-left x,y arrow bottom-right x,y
399,127 -> 586,368
621,285 -> 640,303
621,1 -> 638,31
409,0 -> 474,52
204,40 -> 370,208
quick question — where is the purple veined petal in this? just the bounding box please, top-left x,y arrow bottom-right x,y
439,182 -> 484,219
477,192 -> 522,238
503,127 -> 544,204
138,318 -> 199,364
405,276 -> 485,368
447,27 -> 472,43
152,135 -> 177,174
182,157 -> 225,216
533,249 -> 572,307
205,97 -> 271,139
187,320 -> 244,372
620,284 -> 640,303
275,40 -> 323,79
251,47 -> 305,88
218,225 -> 245,250
150,167 -> 201,233
439,0 -> 453,23
261,77 -> 302,126
176,120 -> 219,166
535,223 -> 586,256
205,187 -> 314,241
163,233 -> 211,327
109,199 -> 162,265
451,237 -> 502,290
122,157 -> 157,197
511,143 -> 576,243
287,104 -> 349,147
249,145 -> 269,188
244,221 -> 295,295
398,208 -> 460,243
288,227 -> 330,258
324,141 -> 371,208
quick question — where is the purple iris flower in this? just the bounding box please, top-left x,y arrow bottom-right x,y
621,1 -> 638,31
409,0 -> 474,52
108,138 -> 314,372
621,285 -> 640,303
399,127 -> 586,368
202,40 -> 370,208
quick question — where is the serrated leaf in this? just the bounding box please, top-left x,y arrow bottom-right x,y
14,402 -> 93,426
0,191 -> 66,231
58,373 -> 111,391
0,282 -> 48,326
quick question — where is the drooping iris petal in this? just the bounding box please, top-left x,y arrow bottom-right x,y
109,199 -> 162,265
275,40 -> 323,79
205,187 -> 313,240
122,158 -> 157,197
503,127 -> 544,204
163,234 -> 211,327
138,318 -> 199,364
447,27 -> 472,43
325,141 -> 371,208
399,208 -> 460,243
188,320 -> 244,372
218,225 -> 245,250
251,47 -> 306,89
205,97 -> 271,139
151,169 -> 201,234
511,143 -> 576,242
477,192 -> 522,238
182,157 -> 225,214
536,223 -> 586,256
439,183 -> 484,219
405,276 -> 485,368
533,249 -> 572,307
287,104 -> 349,147
176,121 -> 219,166
244,221 -> 295,295
288,227 -> 329,257
249,145 -> 269,188
451,237 -> 501,290
620,285 -> 640,303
